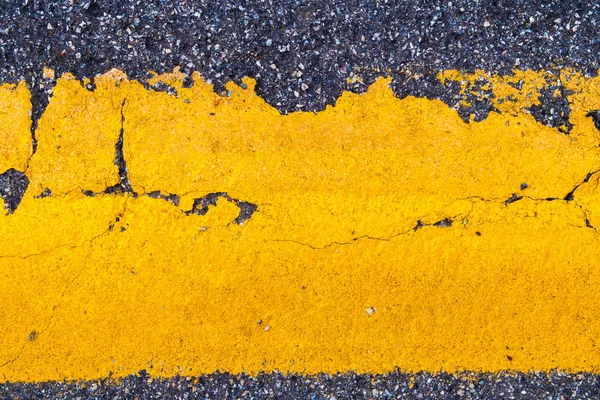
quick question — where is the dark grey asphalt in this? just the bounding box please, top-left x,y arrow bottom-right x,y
2,0 -> 598,126
2,0 -> 600,397
1,371 -> 600,400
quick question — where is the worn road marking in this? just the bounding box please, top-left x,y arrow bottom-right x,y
0,82 -> 31,173
1,69 -> 600,382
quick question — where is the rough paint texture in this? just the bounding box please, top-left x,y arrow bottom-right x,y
27,71 -> 125,195
2,69 -> 600,382
0,82 -> 31,173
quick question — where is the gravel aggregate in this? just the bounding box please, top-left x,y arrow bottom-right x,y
2,371 -> 600,399
1,1 -> 599,124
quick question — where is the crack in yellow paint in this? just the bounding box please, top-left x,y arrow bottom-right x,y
27,71 -> 126,195
2,69 -> 600,381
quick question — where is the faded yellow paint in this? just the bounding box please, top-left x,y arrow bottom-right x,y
2,69 -> 600,382
0,82 -> 31,173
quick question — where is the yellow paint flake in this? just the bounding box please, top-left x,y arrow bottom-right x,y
0,82 -> 32,172
560,69 -> 600,147
42,67 -> 55,80
3,69 -> 600,381
147,66 -> 187,89
438,69 -> 554,116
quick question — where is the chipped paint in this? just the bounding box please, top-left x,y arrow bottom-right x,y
2,69 -> 600,382
438,69 -> 552,112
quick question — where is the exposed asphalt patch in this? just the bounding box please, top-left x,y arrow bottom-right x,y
1,371 -> 599,400
0,169 -> 29,213
145,191 -> 180,207
1,1 -> 599,126
187,192 -> 258,225
528,85 -> 574,134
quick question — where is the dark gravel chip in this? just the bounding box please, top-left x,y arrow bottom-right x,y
1,371 -> 600,400
504,193 -> 523,206
433,218 -> 453,228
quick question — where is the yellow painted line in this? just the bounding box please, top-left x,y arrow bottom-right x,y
2,69 -> 600,382
0,82 -> 31,173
